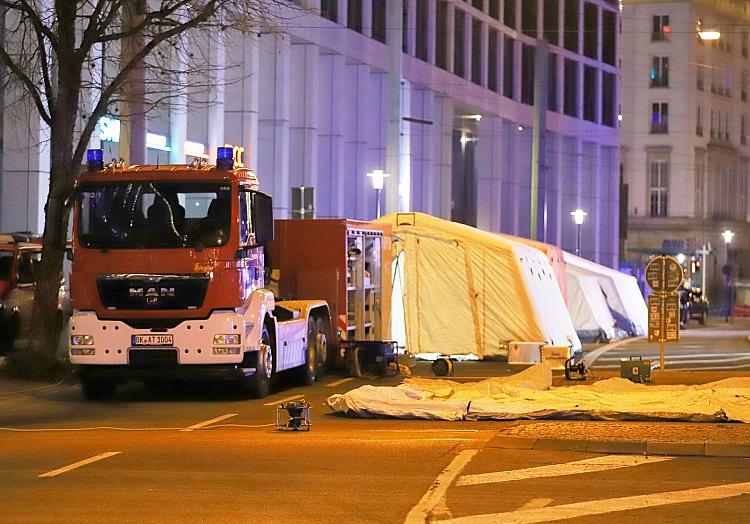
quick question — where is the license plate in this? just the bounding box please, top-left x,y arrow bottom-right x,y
132,334 -> 174,346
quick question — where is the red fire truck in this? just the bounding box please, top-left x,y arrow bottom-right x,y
68,148 -> 330,399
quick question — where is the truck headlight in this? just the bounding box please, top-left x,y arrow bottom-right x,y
70,335 -> 94,345
213,334 -> 241,345
213,347 -> 241,355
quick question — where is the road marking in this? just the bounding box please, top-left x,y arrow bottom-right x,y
403,449 -> 478,524
263,394 -> 304,406
456,455 -> 673,486
39,452 -> 121,478
517,498 -> 553,510
180,413 -> 237,432
326,378 -> 355,388
445,481 -> 750,523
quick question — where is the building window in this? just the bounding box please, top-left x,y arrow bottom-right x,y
724,111 -> 730,141
742,115 -> 747,145
544,0 -> 559,45
347,0 -> 362,32
436,1 -> 448,70
710,109 -> 715,138
563,58 -> 578,117
602,10 -> 616,66
504,0 -> 516,29
583,65 -> 597,122
372,0 -> 386,43
652,15 -> 670,41
564,0 -> 579,52
471,19 -> 482,85
489,0 -> 500,20
522,0 -> 537,37
650,102 -> 668,134
649,159 -> 669,217
521,44 -> 535,105
602,71 -> 616,126
583,3 -> 598,59
548,54 -> 559,112
321,0 -> 338,22
742,71 -> 748,101
454,10 -> 466,78
650,57 -> 669,87
696,105 -> 703,136
416,0 -> 428,61
504,36 -> 515,99
696,66 -> 704,91
488,30 -> 499,92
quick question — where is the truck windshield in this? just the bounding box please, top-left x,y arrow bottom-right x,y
77,182 -> 232,249
0,250 -> 13,280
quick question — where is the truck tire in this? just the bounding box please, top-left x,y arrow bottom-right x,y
298,317 -> 319,386
245,324 -> 274,398
314,316 -> 330,378
81,378 -> 116,400
0,313 -> 20,354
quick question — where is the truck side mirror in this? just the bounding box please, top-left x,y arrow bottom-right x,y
65,247 -> 74,261
251,191 -> 274,246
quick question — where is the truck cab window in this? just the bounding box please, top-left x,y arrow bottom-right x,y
239,191 -> 255,246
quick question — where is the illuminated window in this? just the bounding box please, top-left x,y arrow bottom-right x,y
650,56 -> 669,88
650,102 -> 668,134
652,15 -> 670,41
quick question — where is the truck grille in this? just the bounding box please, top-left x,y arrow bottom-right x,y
129,349 -> 178,368
97,274 -> 209,310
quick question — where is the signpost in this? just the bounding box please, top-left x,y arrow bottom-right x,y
645,255 -> 684,370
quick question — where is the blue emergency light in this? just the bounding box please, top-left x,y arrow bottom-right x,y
216,146 -> 234,171
86,149 -> 104,171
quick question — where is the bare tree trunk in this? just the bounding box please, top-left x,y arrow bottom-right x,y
8,2 -> 80,377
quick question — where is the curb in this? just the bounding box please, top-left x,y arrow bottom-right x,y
490,435 -> 750,458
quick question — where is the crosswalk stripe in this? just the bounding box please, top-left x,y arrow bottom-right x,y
444,481 -> 750,523
456,455 -> 672,486
403,449 -> 478,524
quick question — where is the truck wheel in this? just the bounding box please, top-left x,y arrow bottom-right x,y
81,379 -> 116,400
314,316 -> 330,377
0,313 -> 20,354
245,325 -> 274,398
299,317 -> 319,386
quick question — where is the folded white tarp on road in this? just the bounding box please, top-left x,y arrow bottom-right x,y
327,364 -> 750,423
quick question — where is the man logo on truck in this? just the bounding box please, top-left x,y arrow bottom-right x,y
129,287 -> 175,302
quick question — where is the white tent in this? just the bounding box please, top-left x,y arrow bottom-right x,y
564,252 -> 648,336
377,213 -> 581,357
566,272 -> 617,342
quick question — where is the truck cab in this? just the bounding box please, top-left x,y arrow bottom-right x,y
69,148 -> 330,399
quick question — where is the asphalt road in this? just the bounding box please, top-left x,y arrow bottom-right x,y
2,317 -> 750,522
1,368 -> 750,523
587,318 -> 750,371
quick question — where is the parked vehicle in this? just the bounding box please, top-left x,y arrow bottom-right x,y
0,233 -> 64,352
678,284 -> 708,326
68,148 -> 331,399
687,286 -> 708,324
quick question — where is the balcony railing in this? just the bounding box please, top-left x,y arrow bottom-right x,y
650,120 -> 669,134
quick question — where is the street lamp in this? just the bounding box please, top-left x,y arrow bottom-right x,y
697,20 -> 721,41
570,209 -> 587,257
367,169 -> 389,218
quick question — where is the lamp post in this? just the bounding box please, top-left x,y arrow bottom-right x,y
722,229 -> 734,321
570,209 -> 587,256
367,169 -> 389,219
